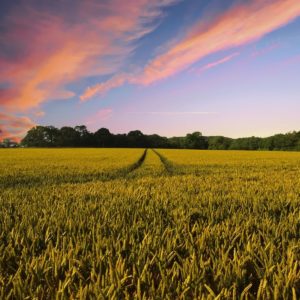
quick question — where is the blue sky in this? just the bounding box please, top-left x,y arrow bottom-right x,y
0,0 -> 300,141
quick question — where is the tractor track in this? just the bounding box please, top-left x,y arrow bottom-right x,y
151,149 -> 175,174
2,149 -> 149,189
124,148 -> 148,174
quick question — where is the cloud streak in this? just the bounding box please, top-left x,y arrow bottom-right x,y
81,0 -> 300,99
138,0 -> 300,84
0,0 -> 178,139
194,52 -> 240,73
80,74 -> 129,102
0,0 -> 178,111
34,111 -> 46,118
129,111 -> 218,115
251,42 -> 281,58
85,108 -> 113,131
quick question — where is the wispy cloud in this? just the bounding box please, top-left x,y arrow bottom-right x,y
0,0 -> 178,138
138,0 -> 300,84
129,111 -> 218,116
0,113 -> 35,142
193,52 -> 240,74
283,53 -> 300,65
0,0 -> 178,111
80,52 -> 239,100
34,111 -> 45,118
251,42 -> 281,57
81,0 -> 300,100
80,74 -> 129,102
86,108 -> 113,126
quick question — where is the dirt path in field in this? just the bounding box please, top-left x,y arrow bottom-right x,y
95,148 -> 149,181
151,149 -> 175,175
129,148 -> 166,178
124,148 -> 148,173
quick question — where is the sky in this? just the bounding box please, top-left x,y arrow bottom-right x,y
0,0 -> 300,142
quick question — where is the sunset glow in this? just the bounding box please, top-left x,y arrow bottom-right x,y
1,0 -> 300,141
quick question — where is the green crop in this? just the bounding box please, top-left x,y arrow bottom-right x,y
0,148 -> 299,299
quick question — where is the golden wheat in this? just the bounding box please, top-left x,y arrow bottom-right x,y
0,148 -> 299,299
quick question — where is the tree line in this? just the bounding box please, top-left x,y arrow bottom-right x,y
1,125 -> 300,150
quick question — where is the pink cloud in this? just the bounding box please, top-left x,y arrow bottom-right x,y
86,108 -> 113,129
282,53 -> 300,66
138,0 -> 300,84
193,52 -> 240,74
81,0 -> 300,99
34,111 -> 45,117
0,0 -> 178,111
129,111 -> 218,116
251,42 -> 281,57
80,74 -> 129,101
95,109 -> 113,121
0,113 -> 35,142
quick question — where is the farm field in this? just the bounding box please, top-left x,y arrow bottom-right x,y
0,149 -> 299,299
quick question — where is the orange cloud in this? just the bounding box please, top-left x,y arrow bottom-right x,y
138,0 -> 300,84
0,113 -> 35,142
0,0 -> 178,111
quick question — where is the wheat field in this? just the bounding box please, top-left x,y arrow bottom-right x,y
0,149 -> 299,299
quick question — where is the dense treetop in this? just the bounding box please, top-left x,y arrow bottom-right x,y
1,125 -> 300,151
